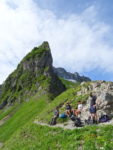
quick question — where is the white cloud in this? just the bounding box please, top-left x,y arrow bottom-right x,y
0,0 -> 113,84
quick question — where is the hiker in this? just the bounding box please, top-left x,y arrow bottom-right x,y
50,107 -> 59,125
70,102 -> 83,127
54,106 -> 59,119
65,102 -> 72,117
89,93 -> 97,123
75,101 -> 83,117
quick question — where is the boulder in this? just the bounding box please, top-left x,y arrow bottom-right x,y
80,82 -> 113,120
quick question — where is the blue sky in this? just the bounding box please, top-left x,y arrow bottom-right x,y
0,0 -> 113,83
35,0 -> 113,21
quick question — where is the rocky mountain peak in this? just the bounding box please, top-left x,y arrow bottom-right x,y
0,42 -> 65,109
21,41 -> 53,73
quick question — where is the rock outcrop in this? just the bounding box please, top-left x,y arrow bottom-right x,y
79,81 -> 113,120
0,42 -> 66,109
54,67 -> 91,82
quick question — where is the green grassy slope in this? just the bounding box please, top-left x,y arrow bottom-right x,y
59,78 -> 79,89
0,94 -> 48,142
0,79 -> 77,138
37,82 -> 89,123
0,81 -> 113,150
2,122 -> 113,150
0,82 -> 90,147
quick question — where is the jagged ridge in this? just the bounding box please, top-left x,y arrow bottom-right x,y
54,67 -> 91,82
0,42 -> 65,109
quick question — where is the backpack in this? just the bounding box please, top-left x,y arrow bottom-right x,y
59,113 -> 67,118
70,115 -> 76,121
99,115 -> 109,123
70,115 -> 82,127
74,118 -> 82,127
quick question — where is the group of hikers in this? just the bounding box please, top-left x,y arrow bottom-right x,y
50,92 -> 109,127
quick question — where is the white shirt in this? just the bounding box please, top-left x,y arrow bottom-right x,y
78,104 -> 83,110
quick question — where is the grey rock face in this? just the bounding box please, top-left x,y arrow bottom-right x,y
53,67 -> 91,82
0,42 -> 65,109
79,81 -> 113,120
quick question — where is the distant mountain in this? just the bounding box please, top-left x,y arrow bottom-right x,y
0,42 -> 65,109
53,67 -> 91,82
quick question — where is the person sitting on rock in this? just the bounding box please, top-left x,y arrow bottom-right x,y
89,92 -> 97,123
65,102 -> 72,117
75,101 -> 83,117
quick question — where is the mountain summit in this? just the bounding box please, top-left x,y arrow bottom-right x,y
0,42 -> 65,109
